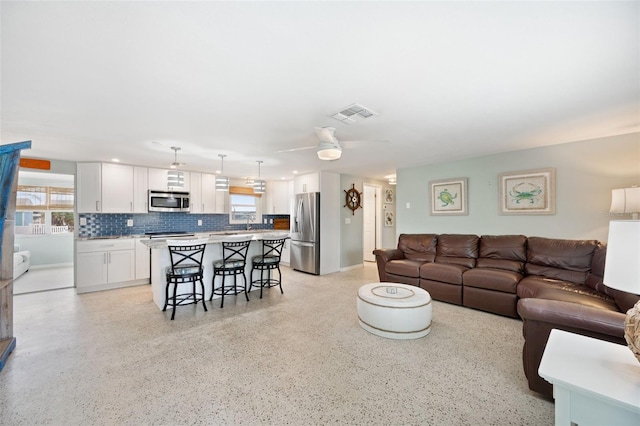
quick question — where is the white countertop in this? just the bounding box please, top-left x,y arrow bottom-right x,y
140,231 -> 290,249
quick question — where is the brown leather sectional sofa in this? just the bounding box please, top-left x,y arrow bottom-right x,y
373,234 -> 639,399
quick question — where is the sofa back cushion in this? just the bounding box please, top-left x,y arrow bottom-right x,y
398,234 -> 437,262
475,235 -> 527,273
586,244 -> 640,312
525,237 -> 597,285
435,234 -> 479,268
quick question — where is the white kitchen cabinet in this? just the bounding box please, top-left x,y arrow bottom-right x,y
148,167 -> 190,191
190,172 -> 203,213
215,189 -> 227,213
293,172 -> 319,194
135,237 -> 151,280
190,172 -> 217,214
101,163 -> 134,213
76,239 -> 136,293
265,180 -> 291,214
77,162 -> 102,213
133,166 -> 149,213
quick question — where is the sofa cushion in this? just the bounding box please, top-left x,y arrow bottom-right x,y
434,234 -> 479,268
398,234 -> 437,262
420,262 -> 468,285
475,235 -> 527,273
463,268 -> 522,293
525,237 -> 597,285
385,259 -> 424,278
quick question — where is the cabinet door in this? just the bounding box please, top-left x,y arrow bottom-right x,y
133,166 -> 149,213
107,250 -> 136,283
76,251 -> 108,287
294,173 -> 319,194
201,173 -> 217,213
266,181 -> 291,214
102,163 -> 134,213
215,190 -> 227,213
77,163 -> 102,213
135,238 -> 150,280
190,172 -> 203,213
281,240 -> 290,265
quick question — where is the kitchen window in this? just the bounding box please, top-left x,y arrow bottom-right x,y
228,186 -> 262,225
15,185 -> 74,235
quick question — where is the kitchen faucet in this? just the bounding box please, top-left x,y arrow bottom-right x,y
246,215 -> 254,231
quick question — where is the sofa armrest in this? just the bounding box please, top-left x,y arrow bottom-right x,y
518,298 -> 626,338
372,248 -> 405,282
516,298 -> 626,399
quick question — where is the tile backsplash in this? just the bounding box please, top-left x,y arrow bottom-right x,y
78,212 -> 290,238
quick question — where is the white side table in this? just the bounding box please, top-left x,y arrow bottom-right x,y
539,329 -> 640,426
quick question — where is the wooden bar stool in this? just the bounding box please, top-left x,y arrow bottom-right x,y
210,239 -> 252,308
250,237 -> 288,299
164,239 -> 208,320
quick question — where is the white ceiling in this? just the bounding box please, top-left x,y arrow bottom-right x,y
2,1 -> 638,182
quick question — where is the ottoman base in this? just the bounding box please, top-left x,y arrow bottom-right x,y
357,283 -> 432,340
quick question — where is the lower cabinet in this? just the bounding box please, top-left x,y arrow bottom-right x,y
76,239 -> 140,293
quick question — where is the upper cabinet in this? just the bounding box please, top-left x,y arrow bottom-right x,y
101,163 -> 134,213
190,172 -> 218,214
265,180 -> 291,214
77,163 -> 102,213
293,172 -> 320,194
77,163 -> 148,213
148,168 -> 190,192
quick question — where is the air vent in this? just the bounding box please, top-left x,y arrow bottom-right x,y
331,103 -> 377,125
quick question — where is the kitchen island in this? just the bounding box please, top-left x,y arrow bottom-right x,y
141,231 -> 289,310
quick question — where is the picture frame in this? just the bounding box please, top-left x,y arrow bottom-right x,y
429,177 -> 468,216
498,168 -> 555,215
384,188 -> 394,204
384,211 -> 394,227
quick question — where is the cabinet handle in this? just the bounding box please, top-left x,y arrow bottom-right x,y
108,252 -> 111,263
130,201 -> 133,212
96,201 -> 100,212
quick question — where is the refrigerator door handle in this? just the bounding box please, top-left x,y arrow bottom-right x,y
294,198 -> 303,233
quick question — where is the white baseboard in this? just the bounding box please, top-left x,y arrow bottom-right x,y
76,279 -> 150,294
31,262 -> 73,270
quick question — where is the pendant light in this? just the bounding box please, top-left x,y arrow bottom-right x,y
253,160 -> 266,194
167,147 -> 184,188
215,154 -> 229,191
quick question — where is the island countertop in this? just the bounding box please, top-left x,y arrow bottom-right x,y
140,231 -> 290,249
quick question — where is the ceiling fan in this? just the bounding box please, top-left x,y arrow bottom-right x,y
277,127 -> 386,161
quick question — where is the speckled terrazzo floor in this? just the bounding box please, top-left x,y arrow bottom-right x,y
2,263 -> 554,425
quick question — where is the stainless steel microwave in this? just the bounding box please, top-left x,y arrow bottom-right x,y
148,190 -> 190,212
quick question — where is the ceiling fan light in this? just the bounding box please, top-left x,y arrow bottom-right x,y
317,142 -> 342,161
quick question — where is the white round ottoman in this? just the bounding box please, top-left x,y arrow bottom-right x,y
357,282 -> 432,340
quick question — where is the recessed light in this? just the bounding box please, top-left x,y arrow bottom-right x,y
112,158 -> 120,162
292,170 -> 298,174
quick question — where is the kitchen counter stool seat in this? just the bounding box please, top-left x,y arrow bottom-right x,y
164,239 -> 208,320
250,237 -> 288,299
210,239 -> 252,308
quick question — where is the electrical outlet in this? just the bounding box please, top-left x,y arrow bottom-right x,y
197,220 -> 202,226
345,218 -> 351,224
270,218 -> 273,224
80,217 -> 87,226
264,218 -> 267,224
126,219 -> 133,227
406,202 -> 411,209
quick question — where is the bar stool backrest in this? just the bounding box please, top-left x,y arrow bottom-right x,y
221,239 -> 252,265
260,237 -> 288,260
166,239 -> 208,273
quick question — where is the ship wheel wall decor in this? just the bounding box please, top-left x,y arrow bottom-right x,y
344,184 -> 362,215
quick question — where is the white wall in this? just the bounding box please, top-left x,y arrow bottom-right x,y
15,234 -> 74,267
396,132 -> 640,242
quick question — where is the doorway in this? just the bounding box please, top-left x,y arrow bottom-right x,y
363,184 -> 382,262
13,171 -> 75,294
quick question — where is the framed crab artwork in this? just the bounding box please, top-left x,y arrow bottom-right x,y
429,177 -> 468,216
498,168 -> 555,215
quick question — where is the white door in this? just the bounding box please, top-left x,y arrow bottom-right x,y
363,184 -> 380,262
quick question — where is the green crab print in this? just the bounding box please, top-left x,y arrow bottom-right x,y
438,189 -> 457,207
509,182 -> 542,204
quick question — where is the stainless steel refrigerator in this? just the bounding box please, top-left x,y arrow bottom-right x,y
290,192 -> 320,275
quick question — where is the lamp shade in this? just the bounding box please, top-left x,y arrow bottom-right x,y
610,187 -> 640,214
215,175 -> 229,191
603,220 -> 640,294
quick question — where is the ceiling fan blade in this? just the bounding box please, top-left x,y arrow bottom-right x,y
275,145 -> 317,153
341,140 -> 390,148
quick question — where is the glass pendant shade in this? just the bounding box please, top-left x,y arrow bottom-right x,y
167,170 -> 184,188
216,154 -> 229,191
